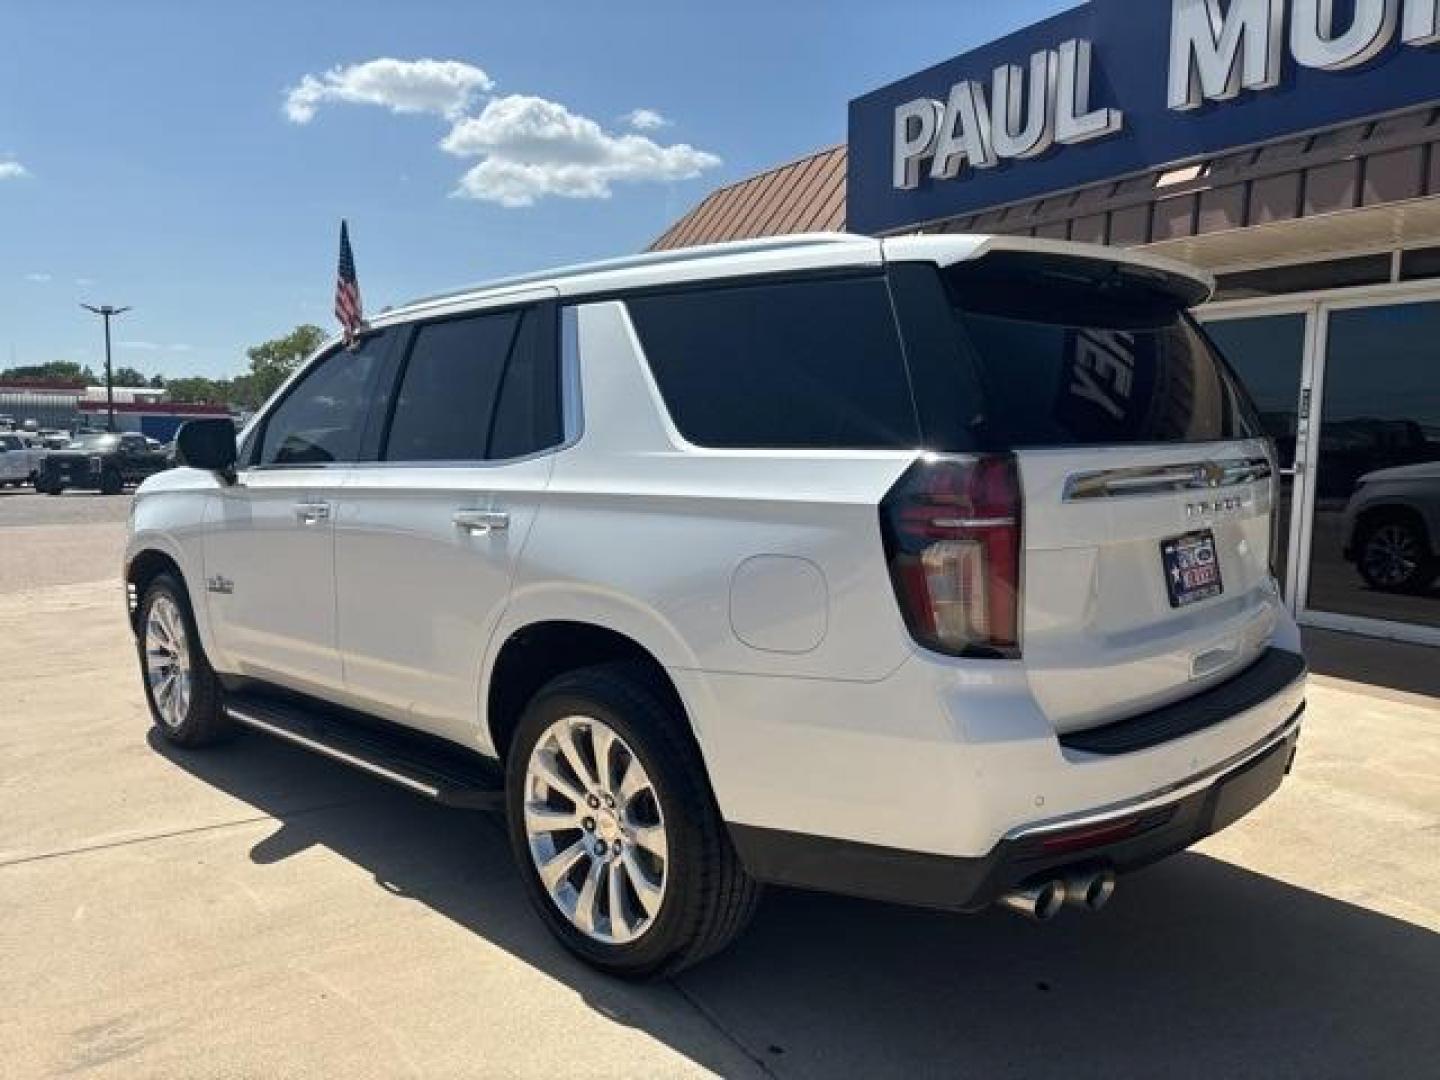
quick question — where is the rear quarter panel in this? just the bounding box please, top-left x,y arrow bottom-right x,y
491,300 -> 921,748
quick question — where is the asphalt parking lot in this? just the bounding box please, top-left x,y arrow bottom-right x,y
2,489 -> 1438,1078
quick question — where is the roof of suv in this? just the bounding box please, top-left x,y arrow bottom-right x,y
373,232 -> 1215,327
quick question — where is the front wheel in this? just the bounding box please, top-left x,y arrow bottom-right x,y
1356,517 -> 1436,593
137,574 -> 231,747
505,663 -> 760,978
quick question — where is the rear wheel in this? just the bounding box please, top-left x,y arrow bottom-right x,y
137,573 -> 231,747
100,468 -> 122,495
1356,515 -> 1436,593
506,663 -> 760,978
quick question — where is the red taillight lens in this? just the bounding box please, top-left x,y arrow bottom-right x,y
879,455 -> 1022,659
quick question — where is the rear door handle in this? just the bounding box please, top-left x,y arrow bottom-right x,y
295,501 -> 331,525
453,509 -> 509,535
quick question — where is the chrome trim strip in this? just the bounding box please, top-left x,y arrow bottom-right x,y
225,706 -> 442,799
1005,700 -> 1305,842
561,304 -> 584,444
931,516 -> 1017,529
1063,457 -> 1273,501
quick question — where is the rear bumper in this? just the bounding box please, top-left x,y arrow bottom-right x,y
731,709 -> 1302,912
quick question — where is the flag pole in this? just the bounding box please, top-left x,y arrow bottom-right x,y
335,218 -> 366,347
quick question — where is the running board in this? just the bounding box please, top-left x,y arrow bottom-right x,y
223,694 -> 504,810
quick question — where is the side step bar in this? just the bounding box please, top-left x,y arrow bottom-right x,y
224,695 -> 505,810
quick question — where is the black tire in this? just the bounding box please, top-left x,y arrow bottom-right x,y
505,662 -> 761,978
136,573 -> 232,747
1355,515 -> 1437,594
100,468 -> 122,496
40,479 -> 62,495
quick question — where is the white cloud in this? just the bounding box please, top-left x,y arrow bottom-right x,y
0,161 -> 30,181
622,108 -> 671,131
442,95 -> 720,207
284,58 -> 493,123
75,277 -> 96,286
118,341 -> 192,352
24,272 -> 51,283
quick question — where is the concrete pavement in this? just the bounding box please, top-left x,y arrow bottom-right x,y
1,504 -> 1437,1078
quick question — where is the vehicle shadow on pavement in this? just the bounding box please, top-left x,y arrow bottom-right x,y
151,728 -> 1440,1080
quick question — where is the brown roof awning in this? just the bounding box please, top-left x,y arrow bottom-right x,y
649,145 -> 847,251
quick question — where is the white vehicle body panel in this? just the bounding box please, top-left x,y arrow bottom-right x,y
674,608 -> 1303,858
1017,441 -> 1282,732
124,467 -> 222,658
493,302 -> 917,702
335,454 -> 554,744
203,468 -> 346,695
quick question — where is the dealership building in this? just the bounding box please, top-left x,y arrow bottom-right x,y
655,0 -> 1440,646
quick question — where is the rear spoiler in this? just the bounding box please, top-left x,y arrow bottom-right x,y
882,234 -> 1215,308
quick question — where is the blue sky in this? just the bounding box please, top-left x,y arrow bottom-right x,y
0,0 -> 1072,380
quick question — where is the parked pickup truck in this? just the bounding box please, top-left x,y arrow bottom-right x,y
0,432 -> 45,486
38,431 -> 169,495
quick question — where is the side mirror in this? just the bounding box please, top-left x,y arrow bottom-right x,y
175,418 -> 238,483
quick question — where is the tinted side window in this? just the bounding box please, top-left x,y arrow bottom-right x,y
489,308 -> 563,459
385,310 -> 519,462
626,276 -> 920,449
258,332 -> 390,466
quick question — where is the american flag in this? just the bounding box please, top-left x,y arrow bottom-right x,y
334,219 -> 364,344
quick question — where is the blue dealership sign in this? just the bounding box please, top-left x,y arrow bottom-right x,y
848,0 -> 1440,234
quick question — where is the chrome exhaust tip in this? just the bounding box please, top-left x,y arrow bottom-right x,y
1063,869 -> 1117,912
997,879 -> 1067,922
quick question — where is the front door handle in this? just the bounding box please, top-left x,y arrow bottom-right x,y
295,501 -> 331,525
453,509 -> 509,535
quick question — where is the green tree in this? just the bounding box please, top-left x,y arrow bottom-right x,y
226,373 -> 262,411
246,324 -> 325,403
0,360 -> 96,384
164,376 -> 228,405
112,366 -> 151,387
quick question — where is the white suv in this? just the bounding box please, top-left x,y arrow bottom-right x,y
125,234 -> 1306,976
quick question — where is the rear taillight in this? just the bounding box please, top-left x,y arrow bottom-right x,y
879,454 -> 1022,659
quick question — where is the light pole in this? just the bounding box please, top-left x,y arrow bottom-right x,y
81,303 -> 130,432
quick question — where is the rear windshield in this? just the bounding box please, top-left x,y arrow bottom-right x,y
930,255 -> 1261,449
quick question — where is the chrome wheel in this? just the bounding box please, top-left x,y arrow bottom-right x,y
523,715 -> 668,945
145,595 -> 192,730
1362,523 -> 1422,589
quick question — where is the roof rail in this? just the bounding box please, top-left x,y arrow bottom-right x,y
393,232 -> 864,314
